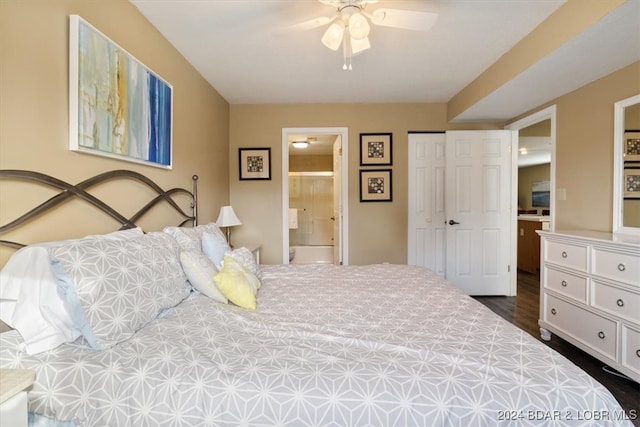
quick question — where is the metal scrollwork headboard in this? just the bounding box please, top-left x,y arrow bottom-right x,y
0,169 -> 198,249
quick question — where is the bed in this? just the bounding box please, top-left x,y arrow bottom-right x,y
0,170 -> 633,427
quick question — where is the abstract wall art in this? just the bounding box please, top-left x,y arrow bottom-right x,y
69,15 -> 173,169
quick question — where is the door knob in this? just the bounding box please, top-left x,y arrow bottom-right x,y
448,219 -> 460,225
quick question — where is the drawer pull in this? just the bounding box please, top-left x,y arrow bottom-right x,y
561,280 -> 567,287
598,331 -> 605,339
561,251 -> 568,258
617,263 -> 626,272
616,299 -> 624,307
551,308 -> 557,315
636,349 -> 640,358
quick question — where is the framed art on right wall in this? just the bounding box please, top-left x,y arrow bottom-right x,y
360,133 -> 392,166
360,169 -> 392,202
624,168 -> 640,198
623,131 -> 640,161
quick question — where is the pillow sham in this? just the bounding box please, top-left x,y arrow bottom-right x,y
179,250 -> 227,303
163,222 -> 227,251
201,231 -> 231,268
49,231 -> 189,350
228,246 -> 262,280
213,256 -> 260,310
0,227 -> 144,354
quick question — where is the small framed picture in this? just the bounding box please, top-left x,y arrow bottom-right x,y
624,168 -> 640,198
360,169 -> 392,202
360,133 -> 392,166
623,131 -> 640,162
239,148 -> 271,180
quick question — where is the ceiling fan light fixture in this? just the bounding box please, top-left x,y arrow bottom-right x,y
350,36 -> 370,54
321,23 -> 344,51
348,12 -> 370,40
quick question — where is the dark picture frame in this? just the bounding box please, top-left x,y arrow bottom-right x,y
239,147 -> 271,180
624,168 -> 640,198
623,131 -> 640,162
360,133 -> 392,166
360,169 -> 392,202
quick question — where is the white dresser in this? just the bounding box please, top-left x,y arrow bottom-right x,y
538,230 -> 640,383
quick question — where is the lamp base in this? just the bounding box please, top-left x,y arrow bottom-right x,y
226,227 -> 233,248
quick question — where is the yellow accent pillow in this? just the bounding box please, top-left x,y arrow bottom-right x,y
213,256 -> 260,310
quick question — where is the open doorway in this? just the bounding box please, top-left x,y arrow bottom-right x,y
506,105 -> 557,295
281,127 -> 349,265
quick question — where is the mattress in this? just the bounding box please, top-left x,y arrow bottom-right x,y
0,264 -> 631,426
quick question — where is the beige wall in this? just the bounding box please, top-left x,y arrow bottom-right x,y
511,61 -> 640,232
233,62 -> 639,265
229,104 -> 500,264
0,1 -> 230,264
2,2 -> 637,268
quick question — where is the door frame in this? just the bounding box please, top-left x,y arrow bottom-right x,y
505,105 -> 557,295
281,127 -> 349,265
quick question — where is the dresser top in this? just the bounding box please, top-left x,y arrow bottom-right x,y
518,215 -> 551,222
538,229 -> 640,247
0,369 -> 36,404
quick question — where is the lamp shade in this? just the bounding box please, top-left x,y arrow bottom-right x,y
215,206 -> 242,227
321,23 -> 344,51
350,36 -> 370,54
348,12 -> 370,40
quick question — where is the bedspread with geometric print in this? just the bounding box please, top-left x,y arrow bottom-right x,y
0,264 -> 632,426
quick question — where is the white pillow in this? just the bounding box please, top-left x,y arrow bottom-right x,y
163,223 -> 227,251
49,231 -> 189,350
202,231 -> 231,268
179,250 -> 227,303
0,227 -> 144,354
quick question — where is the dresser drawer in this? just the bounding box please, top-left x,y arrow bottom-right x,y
621,325 -> 640,377
592,248 -> 640,286
543,266 -> 587,302
544,294 -> 617,360
591,280 -> 640,324
544,240 -> 587,272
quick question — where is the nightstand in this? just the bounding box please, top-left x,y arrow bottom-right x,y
235,242 -> 261,264
248,244 -> 261,264
0,369 -> 36,427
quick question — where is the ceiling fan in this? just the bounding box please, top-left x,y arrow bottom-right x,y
293,0 -> 438,70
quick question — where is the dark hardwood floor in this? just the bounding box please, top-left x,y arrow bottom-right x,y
474,271 -> 639,426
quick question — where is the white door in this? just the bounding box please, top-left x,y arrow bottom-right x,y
407,133 -> 446,276
332,136 -> 342,264
445,130 -> 512,295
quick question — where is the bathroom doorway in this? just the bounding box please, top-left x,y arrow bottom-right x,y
281,127 -> 349,265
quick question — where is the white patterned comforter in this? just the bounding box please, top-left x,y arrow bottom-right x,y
0,264 -> 632,426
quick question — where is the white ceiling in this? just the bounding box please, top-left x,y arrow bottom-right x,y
130,0 -> 640,122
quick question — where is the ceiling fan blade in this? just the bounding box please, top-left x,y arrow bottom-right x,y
286,16 -> 334,32
369,8 -> 438,32
319,0 -> 379,8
